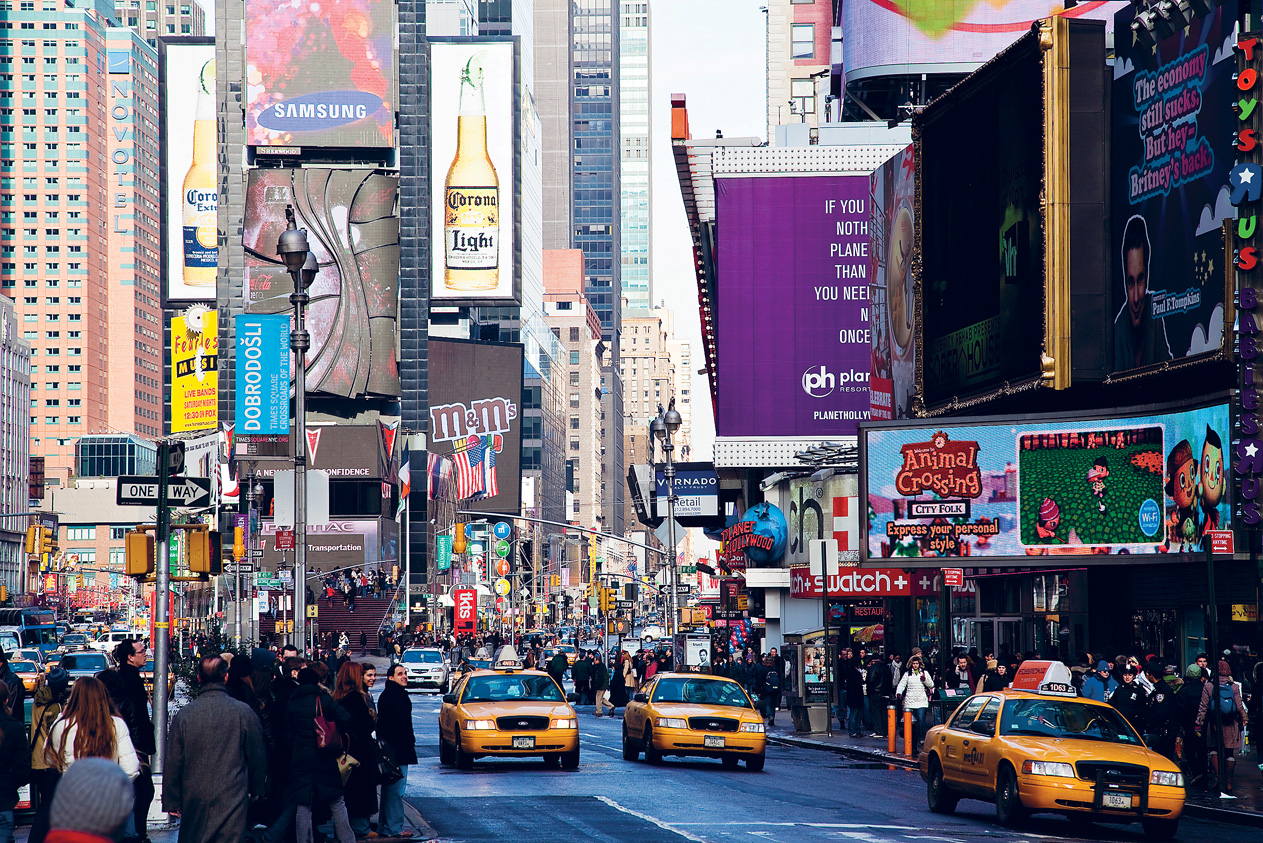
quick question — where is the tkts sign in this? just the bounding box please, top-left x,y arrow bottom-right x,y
895,431 -> 983,498
1233,34 -> 1263,526
454,587 -> 477,633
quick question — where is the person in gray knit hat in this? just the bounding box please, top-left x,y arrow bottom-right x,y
47,758 -> 135,843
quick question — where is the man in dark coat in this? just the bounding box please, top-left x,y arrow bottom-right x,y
0,651 -> 25,721
865,656 -> 893,737
572,653 -> 592,705
546,650 -> 569,690
113,638 -> 156,843
163,656 -> 266,843
376,664 -> 416,838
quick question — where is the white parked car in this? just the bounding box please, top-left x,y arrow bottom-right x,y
399,647 -> 450,692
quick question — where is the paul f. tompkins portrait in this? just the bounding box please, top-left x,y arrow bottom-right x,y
1114,214 -> 1172,371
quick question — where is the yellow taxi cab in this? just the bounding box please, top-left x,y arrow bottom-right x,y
920,661 -> 1185,840
9,659 -> 43,692
553,645 -> 578,666
141,658 -> 176,700
622,672 -> 767,771
438,645 -> 580,770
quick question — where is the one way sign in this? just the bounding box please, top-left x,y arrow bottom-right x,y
117,475 -> 212,508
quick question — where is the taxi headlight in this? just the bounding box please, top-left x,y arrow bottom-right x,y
1021,760 -> 1075,778
739,722 -> 765,733
551,718 -> 578,729
1150,770 -> 1184,787
463,719 -> 496,730
654,717 -> 687,729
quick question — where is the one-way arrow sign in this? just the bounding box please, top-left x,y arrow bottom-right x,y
117,475 -> 211,507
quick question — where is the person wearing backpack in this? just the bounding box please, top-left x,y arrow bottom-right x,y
761,656 -> 782,727
1195,660 -> 1249,793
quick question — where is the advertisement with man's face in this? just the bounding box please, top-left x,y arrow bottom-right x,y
863,402 -> 1231,560
1108,2 -> 1234,374
869,144 -> 915,420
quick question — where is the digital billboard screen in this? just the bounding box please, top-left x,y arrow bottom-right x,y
244,0 -> 396,148
714,174 -> 872,437
916,30 -> 1044,409
430,41 -> 519,304
862,401 -> 1232,561
171,310 -> 218,433
242,168 -> 400,400
160,39 -> 217,305
841,1 -> 1124,82
869,144 -> 915,420
428,339 -> 523,515
235,313 -> 291,438
1108,2 -> 1234,375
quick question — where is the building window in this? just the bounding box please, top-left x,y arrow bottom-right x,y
790,79 -> 816,118
569,372 -> 580,387
791,24 -> 815,59
66,525 -> 94,541
569,327 -> 580,342
570,415 -> 580,430
570,392 -> 580,408
569,351 -> 580,365
570,438 -> 580,451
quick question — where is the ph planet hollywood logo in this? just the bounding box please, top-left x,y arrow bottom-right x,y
1232,35 -> 1263,526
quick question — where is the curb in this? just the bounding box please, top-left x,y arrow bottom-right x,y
767,734 -> 1263,828
403,799 -> 440,841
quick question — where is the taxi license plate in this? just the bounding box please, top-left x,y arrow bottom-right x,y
1101,792 -> 1132,810
512,736 -> 535,749
704,735 -> 725,749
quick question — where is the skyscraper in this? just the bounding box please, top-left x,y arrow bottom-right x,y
618,1 -> 650,312
114,0 -> 207,46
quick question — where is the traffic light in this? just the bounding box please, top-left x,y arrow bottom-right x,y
76,573 -> 84,589
43,525 -> 56,553
453,523 -> 466,554
599,586 -> 613,614
188,529 -> 221,575
23,526 -> 37,554
125,530 -> 155,578
233,526 -> 245,561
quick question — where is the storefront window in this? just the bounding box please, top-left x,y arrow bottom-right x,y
916,596 -> 940,659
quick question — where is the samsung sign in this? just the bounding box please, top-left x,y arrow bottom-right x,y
654,462 -> 719,519
256,91 -> 384,133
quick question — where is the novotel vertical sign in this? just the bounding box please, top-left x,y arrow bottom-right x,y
234,313 -> 290,435
454,587 -> 477,634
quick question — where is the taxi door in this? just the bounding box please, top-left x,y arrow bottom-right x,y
956,696 -> 1001,790
439,675 -> 467,744
627,678 -> 656,736
936,695 -> 987,781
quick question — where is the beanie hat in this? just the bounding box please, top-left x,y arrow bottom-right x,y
1096,660 -> 1110,671
1185,664 -> 1203,679
1218,660 -> 1231,677
49,758 -> 134,840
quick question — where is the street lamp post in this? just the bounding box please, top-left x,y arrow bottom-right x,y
651,399 -> 683,661
277,207 -> 318,653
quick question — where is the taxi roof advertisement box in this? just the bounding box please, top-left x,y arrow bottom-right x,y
243,0 -> 397,148
714,175 -> 872,437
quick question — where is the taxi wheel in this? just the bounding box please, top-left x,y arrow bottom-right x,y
454,729 -> 474,771
745,753 -> 765,772
438,735 -> 454,766
643,727 -> 662,765
1141,818 -> 1179,840
622,725 -> 640,761
543,754 -> 561,768
721,755 -> 740,770
561,747 -> 580,770
926,758 -> 958,814
995,766 -> 1028,827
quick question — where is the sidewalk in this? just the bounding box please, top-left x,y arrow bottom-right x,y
765,721 -> 1263,827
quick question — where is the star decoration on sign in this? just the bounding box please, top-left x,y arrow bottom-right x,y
1246,443 -> 1259,459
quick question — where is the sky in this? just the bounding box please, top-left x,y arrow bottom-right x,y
648,0 -> 767,463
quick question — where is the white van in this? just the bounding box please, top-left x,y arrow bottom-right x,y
92,629 -> 138,653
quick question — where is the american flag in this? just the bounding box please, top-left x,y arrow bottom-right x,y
453,435 -> 485,500
426,453 -> 451,501
481,436 -> 498,498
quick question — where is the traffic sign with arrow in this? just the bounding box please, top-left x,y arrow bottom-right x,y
117,475 -> 211,507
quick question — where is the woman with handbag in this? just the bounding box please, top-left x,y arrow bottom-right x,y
284,668 -> 355,843
333,662 -> 378,837
894,655 -> 934,754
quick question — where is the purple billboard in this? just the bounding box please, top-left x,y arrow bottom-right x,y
715,175 -> 871,437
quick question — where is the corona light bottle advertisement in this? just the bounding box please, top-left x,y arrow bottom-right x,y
430,41 -> 517,303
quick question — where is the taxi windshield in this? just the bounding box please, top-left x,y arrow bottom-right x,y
1000,698 -> 1142,745
651,678 -> 751,708
462,674 -> 564,703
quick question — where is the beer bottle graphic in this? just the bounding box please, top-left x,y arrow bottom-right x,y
182,59 -> 217,288
444,52 -> 499,291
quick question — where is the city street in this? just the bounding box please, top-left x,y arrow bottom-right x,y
400,690 -> 1260,843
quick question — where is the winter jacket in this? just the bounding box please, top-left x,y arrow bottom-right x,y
116,662 -> 156,756
895,669 -> 933,710
0,708 -> 30,811
283,684 -> 351,806
1109,682 -> 1148,730
29,685 -> 63,771
1080,673 -> 1118,702
47,716 -> 140,779
335,691 -> 379,820
375,681 -> 417,767
865,662 -> 893,699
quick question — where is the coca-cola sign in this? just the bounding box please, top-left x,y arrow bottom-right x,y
789,567 -> 912,598
454,587 -> 477,633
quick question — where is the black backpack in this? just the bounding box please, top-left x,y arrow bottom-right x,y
764,669 -> 781,692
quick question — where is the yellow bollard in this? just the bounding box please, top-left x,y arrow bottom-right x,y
887,705 -> 897,754
904,710 -> 915,758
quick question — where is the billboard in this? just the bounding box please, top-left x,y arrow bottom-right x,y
430,41 -> 519,304
1109,2 -> 1234,375
242,168 -> 400,399
234,314 -> 290,436
243,0 -> 396,147
653,463 -> 718,520
862,401 -> 1232,561
714,175 -> 871,437
917,31 -> 1045,409
170,310 -> 218,433
454,587 -> 477,634
841,1 -> 1124,82
869,144 -> 915,420
428,339 -> 523,514
160,39 -> 217,305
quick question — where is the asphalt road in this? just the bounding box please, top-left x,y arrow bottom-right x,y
400,689 -> 1260,843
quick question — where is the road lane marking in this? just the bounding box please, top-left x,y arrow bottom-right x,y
594,796 -> 709,842
672,824 -> 916,830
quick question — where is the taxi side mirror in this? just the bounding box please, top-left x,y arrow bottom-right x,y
970,720 -> 996,737
633,693 -> 649,703
442,694 -> 457,705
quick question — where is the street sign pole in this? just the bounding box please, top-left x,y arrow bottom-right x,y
153,439 -> 171,776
